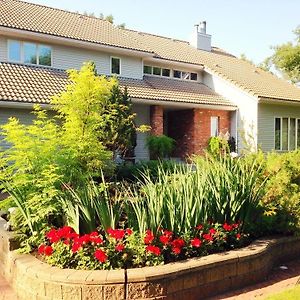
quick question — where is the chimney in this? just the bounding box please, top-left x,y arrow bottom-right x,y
190,21 -> 211,52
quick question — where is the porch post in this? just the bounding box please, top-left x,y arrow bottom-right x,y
150,105 -> 164,136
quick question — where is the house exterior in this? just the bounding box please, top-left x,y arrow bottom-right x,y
1,0 -> 300,161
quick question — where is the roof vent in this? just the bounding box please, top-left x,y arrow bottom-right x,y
190,21 -> 211,52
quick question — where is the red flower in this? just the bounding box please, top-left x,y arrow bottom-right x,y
107,228 -> 125,240
46,228 -> 60,243
58,226 -> 74,239
203,233 -> 213,242
38,244 -> 46,255
172,247 -> 181,255
159,235 -> 170,245
94,249 -> 108,263
195,224 -> 203,230
162,230 -> 173,238
223,223 -> 233,231
144,230 -> 155,244
171,238 -> 185,249
115,244 -> 125,252
125,228 -> 133,236
209,228 -> 216,235
191,238 -> 202,248
146,245 -> 161,256
44,245 -> 53,256
236,233 -> 241,240
71,242 -> 82,253
89,232 -> 103,245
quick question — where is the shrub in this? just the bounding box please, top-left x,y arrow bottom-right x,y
207,136 -> 229,157
146,135 -> 175,159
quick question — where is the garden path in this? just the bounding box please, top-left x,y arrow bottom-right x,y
0,275 -> 17,300
209,258 -> 300,300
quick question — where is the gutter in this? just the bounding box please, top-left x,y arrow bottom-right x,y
0,100 -> 51,110
0,26 -> 154,58
259,97 -> 300,106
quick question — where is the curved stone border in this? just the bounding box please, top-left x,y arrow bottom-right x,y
1,217 -> 300,300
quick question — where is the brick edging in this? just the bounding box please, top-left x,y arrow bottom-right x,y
1,217 -> 300,300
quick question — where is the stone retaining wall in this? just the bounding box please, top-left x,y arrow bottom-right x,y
1,217 -> 300,300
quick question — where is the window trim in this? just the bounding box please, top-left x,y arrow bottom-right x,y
274,117 -> 299,151
110,56 -> 121,75
7,39 -> 52,67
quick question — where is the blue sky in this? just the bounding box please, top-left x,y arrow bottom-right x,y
26,0 -> 300,64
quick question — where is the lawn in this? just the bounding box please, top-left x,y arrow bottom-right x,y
265,285 -> 300,300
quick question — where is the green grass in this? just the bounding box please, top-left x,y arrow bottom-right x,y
265,285 -> 300,300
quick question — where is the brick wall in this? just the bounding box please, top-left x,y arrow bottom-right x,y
150,105 -> 164,136
168,108 -> 231,158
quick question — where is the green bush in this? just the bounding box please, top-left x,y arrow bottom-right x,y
146,135 -> 175,159
207,136 -> 229,157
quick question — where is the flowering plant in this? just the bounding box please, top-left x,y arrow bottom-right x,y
38,222 -> 245,270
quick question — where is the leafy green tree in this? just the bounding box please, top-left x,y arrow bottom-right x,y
266,26 -> 300,83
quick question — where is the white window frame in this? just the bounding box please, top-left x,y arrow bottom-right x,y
210,116 -> 219,137
274,117 -> 300,151
7,39 -> 52,67
110,56 -> 121,75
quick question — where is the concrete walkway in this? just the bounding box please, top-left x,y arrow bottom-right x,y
0,275 -> 17,300
209,258 -> 300,300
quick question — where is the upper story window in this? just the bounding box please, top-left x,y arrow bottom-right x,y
275,117 -> 300,151
144,64 -> 198,81
111,57 -> 121,75
8,40 -> 52,66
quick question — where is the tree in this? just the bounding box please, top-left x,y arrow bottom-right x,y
266,26 -> 300,83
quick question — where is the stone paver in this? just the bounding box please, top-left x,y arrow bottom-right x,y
0,275 -> 17,300
208,259 -> 300,300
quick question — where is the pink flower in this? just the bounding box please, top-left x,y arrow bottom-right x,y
191,238 -> 202,248
94,249 -> 108,263
146,245 -> 161,256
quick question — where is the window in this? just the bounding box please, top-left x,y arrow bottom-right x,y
182,72 -> 190,80
152,67 -> 161,76
8,40 -> 52,66
173,70 -> 181,78
275,117 -> 300,151
8,41 -> 21,62
144,65 -> 152,74
24,43 -> 37,64
111,57 -> 120,74
211,117 -> 219,137
191,73 -> 198,81
39,45 -> 52,66
162,68 -> 170,77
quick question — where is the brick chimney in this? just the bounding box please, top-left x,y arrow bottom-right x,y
190,21 -> 212,52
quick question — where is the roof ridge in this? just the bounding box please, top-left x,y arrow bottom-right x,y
6,0 -> 112,24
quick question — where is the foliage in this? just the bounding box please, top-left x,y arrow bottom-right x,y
60,178 -> 122,234
38,222 -> 245,270
0,62 -> 138,247
207,136 -> 229,157
114,160 -> 178,182
266,26 -> 300,83
126,155 -> 266,236
146,135 -> 175,159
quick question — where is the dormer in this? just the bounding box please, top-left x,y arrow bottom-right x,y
190,21 -> 212,52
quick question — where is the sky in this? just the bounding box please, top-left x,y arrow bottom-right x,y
25,0 -> 300,64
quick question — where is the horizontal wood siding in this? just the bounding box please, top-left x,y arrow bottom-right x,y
258,102 -> 300,152
133,104 -> 150,161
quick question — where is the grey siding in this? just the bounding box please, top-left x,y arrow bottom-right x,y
133,104 -> 150,161
258,102 -> 300,152
0,107 -> 34,151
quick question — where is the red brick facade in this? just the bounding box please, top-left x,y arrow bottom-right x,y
149,105 -> 231,159
150,105 -> 164,135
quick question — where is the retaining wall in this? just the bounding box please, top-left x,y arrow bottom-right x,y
1,217 -> 300,300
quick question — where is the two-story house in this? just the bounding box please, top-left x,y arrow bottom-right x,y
1,0 -> 300,161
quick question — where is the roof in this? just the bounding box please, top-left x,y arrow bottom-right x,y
1,0 -> 300,102
0,62 -> 234,107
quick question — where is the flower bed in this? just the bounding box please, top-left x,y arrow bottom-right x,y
1,217 -> 300,300
38,222 -> 244,270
